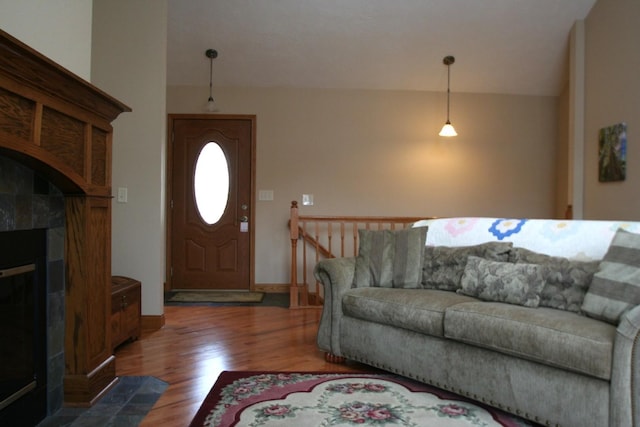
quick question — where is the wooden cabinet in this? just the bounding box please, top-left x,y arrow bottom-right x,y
111,276 -> 141,351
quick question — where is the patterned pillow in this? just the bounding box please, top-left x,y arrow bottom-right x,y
353,227 -> 428,289
422,242 -> 513,291
458,256 -> 547,307
582,228 -> 640,324
509,247 -> 599,313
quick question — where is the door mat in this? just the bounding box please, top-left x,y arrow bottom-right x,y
166,291 -> 265,303
189,371 -> 540,426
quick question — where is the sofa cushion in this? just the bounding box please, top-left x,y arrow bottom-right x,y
458,256 -> 547,307
342,288 -> 479,337
509,247 -> 599,313
582,228 -> 640,324
353,227 -> 428,289
422,242 -> 513,291
444,302 -> 616,380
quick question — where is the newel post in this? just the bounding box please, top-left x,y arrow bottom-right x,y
290,201 -> 299,308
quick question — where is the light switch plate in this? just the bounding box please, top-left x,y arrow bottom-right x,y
302,194 -> 314,206
259,190 -> 274,201
117,187 -> 128,203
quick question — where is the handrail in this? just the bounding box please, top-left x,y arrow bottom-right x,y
288,201 -> 431,308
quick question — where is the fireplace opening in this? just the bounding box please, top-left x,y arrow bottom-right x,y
0,229 -> 47,426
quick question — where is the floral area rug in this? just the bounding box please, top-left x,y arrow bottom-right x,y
189,372 -> 538,427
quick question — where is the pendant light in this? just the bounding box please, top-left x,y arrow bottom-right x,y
205,48 -> 218,112
439,55 -> 457,137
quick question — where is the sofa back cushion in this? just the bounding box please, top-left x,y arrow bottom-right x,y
458,256 -> 547,307
421,242 -> 512,291
353,227 -> 428,289
582,228 -> 640,324
509,247 -> 599,313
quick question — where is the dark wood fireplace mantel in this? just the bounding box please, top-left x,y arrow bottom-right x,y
0,29 -> 131,406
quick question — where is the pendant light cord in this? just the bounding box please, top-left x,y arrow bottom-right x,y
208,56 -> 214,102
205,49 -> 218,103
446,64 -> 451,122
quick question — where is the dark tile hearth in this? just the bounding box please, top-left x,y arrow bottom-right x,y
37,376 -> 167,427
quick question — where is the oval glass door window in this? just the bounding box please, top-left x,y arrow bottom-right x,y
194,142 -> 229,225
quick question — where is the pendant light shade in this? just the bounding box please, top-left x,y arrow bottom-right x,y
439,55 -> 457,137
205,49 -> 218,112
439,121 -> 457,137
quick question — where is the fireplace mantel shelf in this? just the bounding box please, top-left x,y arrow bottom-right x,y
0,29 -> 130,407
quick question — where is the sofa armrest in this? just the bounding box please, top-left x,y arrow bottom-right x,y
611,304 -> 640,426
314,257 -> 356,357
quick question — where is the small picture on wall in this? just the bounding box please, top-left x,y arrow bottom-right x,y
599,122 -> 627,182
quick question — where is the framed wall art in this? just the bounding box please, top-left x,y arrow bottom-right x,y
598,122 -> 627,182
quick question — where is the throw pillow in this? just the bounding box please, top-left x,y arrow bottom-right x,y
509,247 -> 599,313
581,228 -> 640,324
422,242 -> 513,291
353,227 -> 428,289
458,256 -> 547,307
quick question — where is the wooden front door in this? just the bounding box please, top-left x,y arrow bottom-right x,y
169,115 -> 255,290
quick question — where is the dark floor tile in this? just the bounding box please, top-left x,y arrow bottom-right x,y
36,415 -> 77,427
117,402 -> 155,416
128,392 -> 162,405
36,376 -> 167,427
67,416 -> 113,427
83,403 -> 122,418
107,415 -> 146,427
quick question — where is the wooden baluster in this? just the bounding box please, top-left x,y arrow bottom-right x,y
353,222 -> 358,256
289,201 -> 299,308
314,222 -> 327,305
327,222 -> 333,259
340,222 -> 346,257
301,220 -> 309,306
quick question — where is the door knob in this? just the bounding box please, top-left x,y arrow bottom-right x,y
240,215 -> 248,222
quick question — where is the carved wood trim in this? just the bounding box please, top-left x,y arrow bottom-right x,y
0,29 -> 130,197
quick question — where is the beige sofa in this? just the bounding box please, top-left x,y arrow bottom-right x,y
315,217 -> 640,427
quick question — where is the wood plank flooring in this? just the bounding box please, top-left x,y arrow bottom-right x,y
114,304 -> 368,426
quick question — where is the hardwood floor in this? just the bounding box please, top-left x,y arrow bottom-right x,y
114,304 -> 368,426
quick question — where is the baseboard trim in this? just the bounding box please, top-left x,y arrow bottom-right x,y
64,355 -> 116,406
141,314 -> 165,331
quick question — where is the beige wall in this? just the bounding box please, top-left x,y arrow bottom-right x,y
168,86 -> 559,284
0,0 -> 92,80
584,0 -> 640,220
92,0 -> 168,316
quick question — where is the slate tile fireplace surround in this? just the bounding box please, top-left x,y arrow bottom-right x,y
0,29 -> 130,422
0,158 -> 65,424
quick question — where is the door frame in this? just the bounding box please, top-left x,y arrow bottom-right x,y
165,114 -> 257,292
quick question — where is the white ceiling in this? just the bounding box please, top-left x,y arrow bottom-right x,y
167,0 -> 596,97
